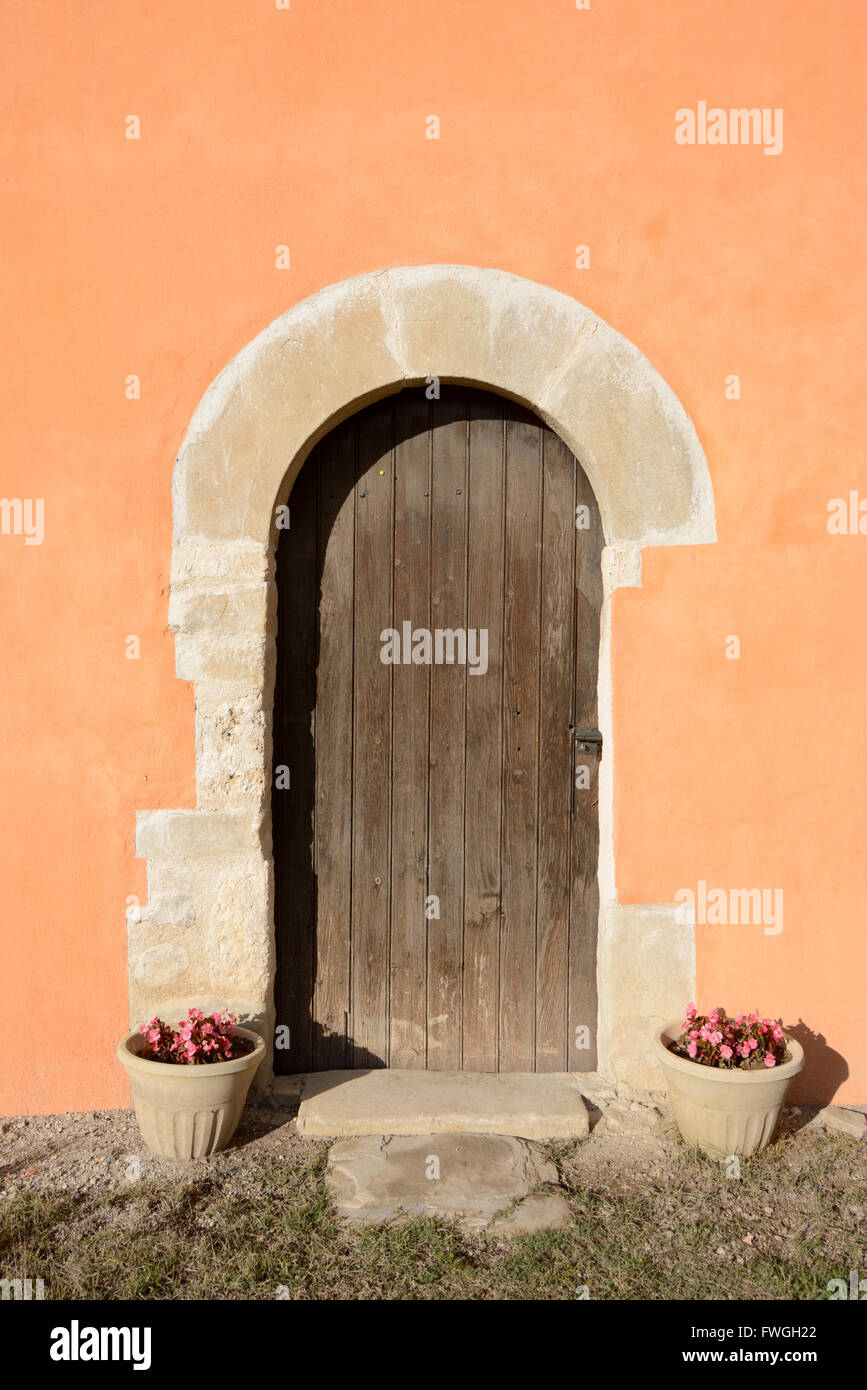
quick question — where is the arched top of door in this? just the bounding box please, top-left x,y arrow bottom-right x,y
171,264 -> 715,559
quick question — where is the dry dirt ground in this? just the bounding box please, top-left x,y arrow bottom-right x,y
0,1100 -> 864,1300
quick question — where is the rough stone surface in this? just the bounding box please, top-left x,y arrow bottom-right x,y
129,943 -> 190,989
326,1133 -> 557,1224
296,1069 -> 591,1140
173,265 -> 716,549
195,692 -> 267,810
270,1076 -> 302,1108
598,1098 -> 667,1136
135,809 -> 262,860
486,1190 -> 574,1236
574,1072 -> 618,1102
598,902 -> 695,1094
816,1106 -> 867,1139
537,319 -> 711,546
602,543 -> 642,591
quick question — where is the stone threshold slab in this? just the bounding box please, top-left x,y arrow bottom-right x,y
326,1134 -> 560,1226
295,1069 -> 592,1140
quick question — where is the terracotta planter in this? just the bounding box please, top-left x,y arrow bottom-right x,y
653,1022 -> 804,1159
117,1027 -> 266,1161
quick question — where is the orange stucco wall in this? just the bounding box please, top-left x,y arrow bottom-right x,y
1,0 -> 863,1114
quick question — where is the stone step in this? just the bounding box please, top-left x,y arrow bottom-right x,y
327,1133 -> 559,1225
295,1068 -> 591,1140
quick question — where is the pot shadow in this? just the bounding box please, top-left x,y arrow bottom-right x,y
781,1019 -> 848,1129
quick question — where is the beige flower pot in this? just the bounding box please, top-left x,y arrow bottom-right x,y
653,1022 -> 804,1159
117,1026 -> 266,1161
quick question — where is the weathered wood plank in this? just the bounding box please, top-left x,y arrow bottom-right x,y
389,394 -> 432,1068
535,430 -> 575,1070
426,393 -> 468,1070
312,421 -> 356,1069
500,412 -> 542,1071
568,458 -> 603,1071
462,401 -> 505,1072
349,404 -> 394,1067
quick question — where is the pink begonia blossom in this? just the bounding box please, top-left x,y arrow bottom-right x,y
676,1004 -> 788,1071
138,1007 -> 238,1066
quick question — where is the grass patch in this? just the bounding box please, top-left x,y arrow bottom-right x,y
1,1133 -> 863,1300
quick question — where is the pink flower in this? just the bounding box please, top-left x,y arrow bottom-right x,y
710,1030 -> 723,1046
687,1041 -> 697,1058
719,1045 -> 733,1060
763,1055 -> 776,1068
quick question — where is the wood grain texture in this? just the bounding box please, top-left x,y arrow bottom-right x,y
500,412 -> 542,1070
389,395 -> 432,1067
312,422 -> 355,1069
462,402 -> 505,1071
426,395 -> 468,1070
349,402 -> 394,1067
274,387 -> 602,1073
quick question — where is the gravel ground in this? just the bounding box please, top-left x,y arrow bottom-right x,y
0,1101 -> 307,1206
0,1096 -> 861,1216
1,1098 -> 864,1300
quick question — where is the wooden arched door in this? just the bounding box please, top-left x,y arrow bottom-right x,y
273,386 -> 602,1073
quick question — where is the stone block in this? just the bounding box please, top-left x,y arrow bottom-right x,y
816,1105 -> 867,1139
135,810 -> 262,860
296,1069 -> 590,1140
599,902 -> 695,1094
486,1191 -> 573,1236
326,1133 -> 557,1223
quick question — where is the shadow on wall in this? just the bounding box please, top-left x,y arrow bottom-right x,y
784,1020 -> 848,1116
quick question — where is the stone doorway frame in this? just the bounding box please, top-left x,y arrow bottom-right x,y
131,265 -> 716,1095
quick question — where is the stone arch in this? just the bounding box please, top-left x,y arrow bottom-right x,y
132,265 -> 716,1094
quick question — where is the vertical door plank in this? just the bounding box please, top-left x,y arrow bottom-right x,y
389,394 -> 432,1068
426,394 -> 468,1069
535,431 -> 575,1070
349,404 -> 394,1067
568,460 -> 603,1071
500,413 -> 542,1071
272,455 -> 318,1073
313,422 -> 356,1069
462,403 -> 505,1072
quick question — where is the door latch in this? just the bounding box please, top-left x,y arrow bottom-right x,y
574,726 -> 603,754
